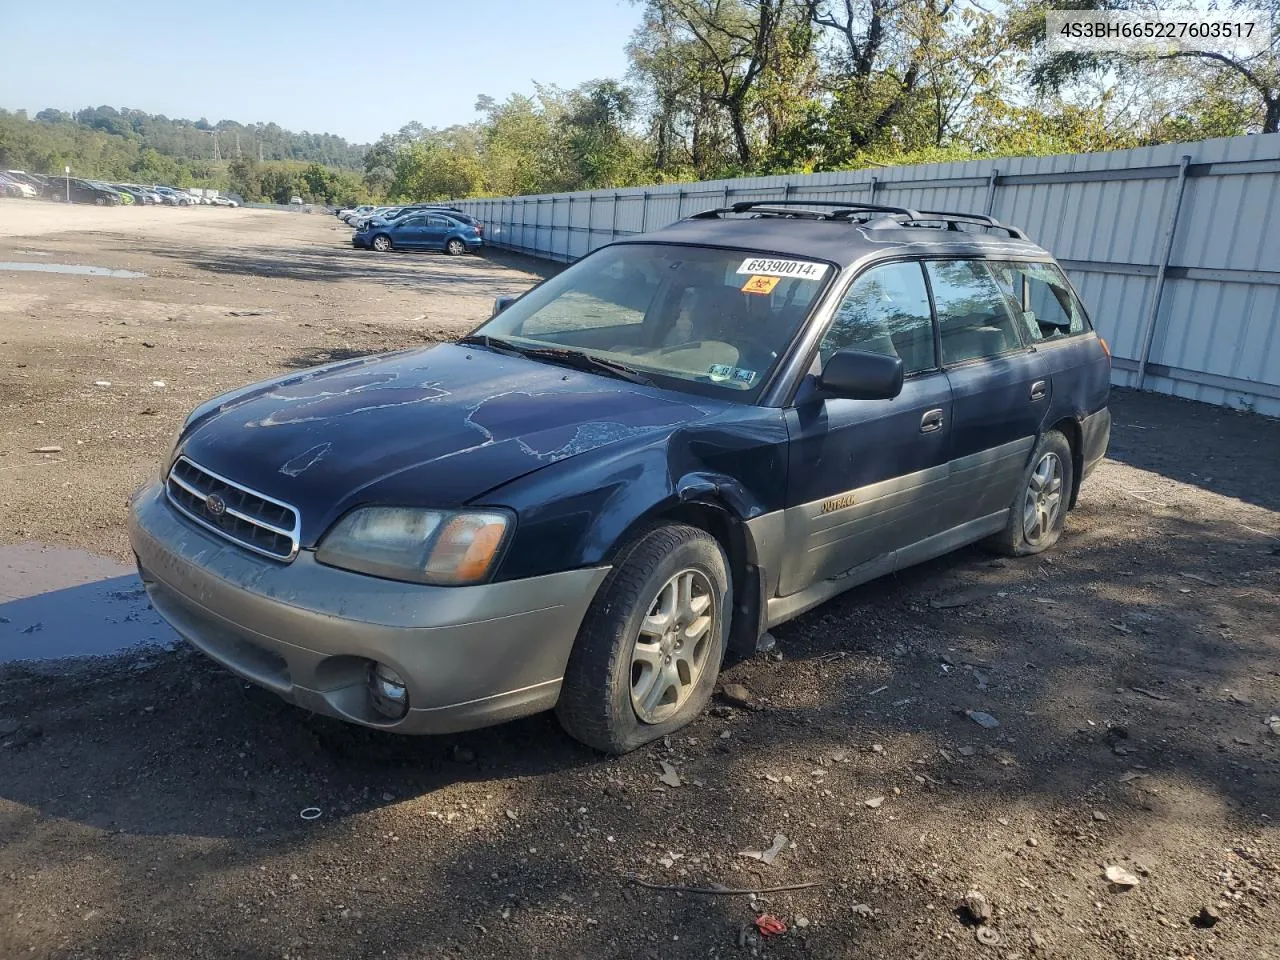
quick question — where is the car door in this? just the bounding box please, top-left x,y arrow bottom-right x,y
393,215 -> 429,249
424,215 -> 453,249
779,260 -> 954,596
926,258 -> 1050,527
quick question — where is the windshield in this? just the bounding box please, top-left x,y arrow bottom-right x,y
470,243 -> 833,401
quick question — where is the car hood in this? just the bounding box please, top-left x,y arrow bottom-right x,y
178,344 -> 721,547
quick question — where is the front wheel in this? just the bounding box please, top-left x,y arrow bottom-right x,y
986,429 -> 1073,556
556,524 -> 730,754
371,234 -> 392,253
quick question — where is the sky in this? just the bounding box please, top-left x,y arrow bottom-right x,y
0,0 -> 644,144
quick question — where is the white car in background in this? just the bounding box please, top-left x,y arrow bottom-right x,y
0,174 -> 38,198
339,204 -> 375,223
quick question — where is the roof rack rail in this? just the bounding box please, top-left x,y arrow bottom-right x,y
687,196 -> 1029,239
687,198 -> 925,219
910,209 -> 1028,240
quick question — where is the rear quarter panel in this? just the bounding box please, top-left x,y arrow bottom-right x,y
1038,334 -> 1111,423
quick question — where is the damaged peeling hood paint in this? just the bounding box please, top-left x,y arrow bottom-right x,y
178,344 -> 720,546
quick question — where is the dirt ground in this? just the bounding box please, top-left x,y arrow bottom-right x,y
1,204 -> 1279,960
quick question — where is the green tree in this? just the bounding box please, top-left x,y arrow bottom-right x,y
1008,0 -> 1280,134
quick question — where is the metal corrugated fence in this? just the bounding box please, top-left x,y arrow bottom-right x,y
457,133 -> 1280,417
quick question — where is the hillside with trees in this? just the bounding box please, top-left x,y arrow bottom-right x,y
0,105 -> 370,204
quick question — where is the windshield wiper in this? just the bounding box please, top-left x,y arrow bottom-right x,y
521,347 -> 657,386
457,336 -> 656,386
456,334 -> 526,356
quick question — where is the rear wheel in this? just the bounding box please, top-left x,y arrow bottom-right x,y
445,238 -> 467,256
371,234 -> 392,253
986,429 -> 1073,556
556,524 -> 730,754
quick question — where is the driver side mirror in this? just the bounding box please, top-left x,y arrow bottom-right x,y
819,349 -> 904,401
491,294 -> 519,318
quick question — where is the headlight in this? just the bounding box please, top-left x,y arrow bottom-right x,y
315,507 -> 511,585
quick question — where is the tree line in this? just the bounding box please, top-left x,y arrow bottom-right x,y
0,105 -> 371,204
371,0 -> 1276,200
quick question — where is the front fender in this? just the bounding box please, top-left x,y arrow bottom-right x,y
484,407 -> 790,582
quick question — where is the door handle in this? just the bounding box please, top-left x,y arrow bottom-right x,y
1030,380 -> 1048,401
920,408 -> 945,433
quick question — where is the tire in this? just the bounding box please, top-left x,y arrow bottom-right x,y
445,238 -> 467,256
371,234 -> 392,253
556,524 -> 731,754
985,429 -> 1073,556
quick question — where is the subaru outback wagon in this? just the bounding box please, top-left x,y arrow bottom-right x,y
129,200 -> 1111,754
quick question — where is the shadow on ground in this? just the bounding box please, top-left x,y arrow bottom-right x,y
114,237 -> 561,295
2,392 -> 1278,959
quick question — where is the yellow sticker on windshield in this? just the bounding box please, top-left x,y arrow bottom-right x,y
741,274 -> 780,296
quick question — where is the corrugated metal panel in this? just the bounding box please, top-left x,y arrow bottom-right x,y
458,132 -> 1280,415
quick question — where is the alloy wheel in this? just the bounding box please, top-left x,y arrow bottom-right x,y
630,568 -> 715,724
1023,452 -> 1064,546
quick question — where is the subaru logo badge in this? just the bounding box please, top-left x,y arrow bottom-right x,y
205,493 -> 226,517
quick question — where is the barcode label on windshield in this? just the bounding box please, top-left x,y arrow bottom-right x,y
736,258 -> 829,281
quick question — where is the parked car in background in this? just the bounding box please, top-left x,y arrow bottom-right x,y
46,176 -> 123,205
108,183 -> 134,204
5,170 -> 48,194
353,211 -> 482,256
371,205 -> 486,239
212,195 -> 238,207
429,208 -> 484,238
132,199 -> 1110,752
289,196 -> 304,205
112,184 -> 153,204
339,204 -> 375,222
0,173 -> 38,198
154,186 -> 196,206
353,206 -> 402,230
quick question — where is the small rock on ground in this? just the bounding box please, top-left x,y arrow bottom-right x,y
721,683 -> 754,708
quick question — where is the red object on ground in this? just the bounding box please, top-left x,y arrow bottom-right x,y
754,914 -> 787,936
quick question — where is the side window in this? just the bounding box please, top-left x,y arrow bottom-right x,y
925,260 -> 1024,364
399,216 -> 424,228
988,261 -> 1089,343
1022,262 -> 1088,340
819,261 -> 936,375
427,216 -> 450,227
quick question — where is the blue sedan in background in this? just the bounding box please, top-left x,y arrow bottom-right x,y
353,211 -> 482,256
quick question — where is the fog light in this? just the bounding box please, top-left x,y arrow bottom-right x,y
368,662 -> 409,720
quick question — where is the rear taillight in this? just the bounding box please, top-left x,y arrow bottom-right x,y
1098,336 -> 1111,361
476,223 -> 484,234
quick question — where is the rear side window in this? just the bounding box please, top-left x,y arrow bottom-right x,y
988,261 -> 1090,342
820,261 -> 937,375
925,260 -> 1024,364
427,216 -> 450,227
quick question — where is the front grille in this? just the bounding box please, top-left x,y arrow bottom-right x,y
166,456 -> 300,561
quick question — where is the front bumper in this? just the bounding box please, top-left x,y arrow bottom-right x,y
128,482 -> 609,734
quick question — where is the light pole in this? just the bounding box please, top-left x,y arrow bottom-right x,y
64,164 -> 70,203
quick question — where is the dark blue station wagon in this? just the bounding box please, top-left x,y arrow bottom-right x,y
129,200 -> 1111,754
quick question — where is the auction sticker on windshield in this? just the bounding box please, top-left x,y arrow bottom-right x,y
741,274 -> 781,295
736,257 -> 829,280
